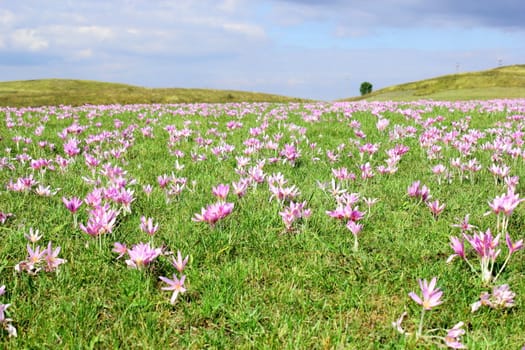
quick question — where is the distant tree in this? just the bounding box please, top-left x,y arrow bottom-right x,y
360,81 -> 373,96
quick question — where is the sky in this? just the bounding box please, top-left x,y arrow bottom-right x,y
0,0 -> 524,100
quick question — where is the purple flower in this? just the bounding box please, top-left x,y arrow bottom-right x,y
427,199 -> 445,219
192,202 -> 234,227
63,137 -> 80,157
62,196 -> 83,213
43,241 -> 65,272
407,181 -> 431,202
487,189 -> 524,217
159,274 -> 186,304
346,221 -> 363,236
112,242 -> 128,259
408,277 -> 443,310
139,216 -> 159,236
212,184 -> 230,201
446,236 -> 465,263
24,227 -> 42,244
444,322 -> 466,349
79,205 -> 118,237
451,214 -> 476,233
505,233 -> 523,254
171,250 -> 189,273
125,242 -> 162,269
0,212 -> 13,224
391,311 -> 407,334
463,229 -> 500,260
471,284 -> 515,312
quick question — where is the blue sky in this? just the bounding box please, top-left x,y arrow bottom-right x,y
0,0 -> 524,100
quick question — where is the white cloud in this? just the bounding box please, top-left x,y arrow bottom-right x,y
222,22 -> 266,39
0,9 -> 15,27
76,26 -> 115,41
73,48 -> 94,59
10,29 -> 49,51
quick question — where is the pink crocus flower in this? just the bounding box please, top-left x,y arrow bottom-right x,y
62,196 -> 83,213
451,214 -> 476,233
444,322 -> 467,349
79,205 -> 118,237
391,311 -> 407,335
143,184 -> 153,197
24,227 -> 42,244
408,277 -> 443,310
43,242 -> 65,272
347,220 -> 363,252
506,233 -> 523,254
232,179 -> 249,198
171,250 -> 189,273
376,118 -> 390,131
0,212 -> 13,224
192,202 -> 234,227
139,216 -> 159,236
471,284 -> 515,312
487,189 -> 524,217
112,242 -> 128,259
326,205 -> 364,222
63,138 -> 80,157
212,184 -> 230,201
125,242 -> 162,269
346,221 -> 363,236
446,236 -> 466,263
23,244 -> 46,273
279,201 -> 310,231
280,143 -> 300,164
407,180 -> 432,202
159,274 -> 186,304
463,229 -> 500,260
426,200 -> 445,219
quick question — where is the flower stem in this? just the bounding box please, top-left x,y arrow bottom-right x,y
494,252 -> 512,282
352,235 -> 359,252
416,309 -> 425,339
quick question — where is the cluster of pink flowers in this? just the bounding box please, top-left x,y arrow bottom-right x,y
394,277 -> 466,349
112,242 -> 163,269
0,285 -> 17,338
279,201 -> 311,232
15,228 -> 65,275
79,204 -> 118,237
407,180 -> 431,202
159,250 -> 189,305
408,181 -> 446,219
192,201 -> 234,227
471,284 -> 515,312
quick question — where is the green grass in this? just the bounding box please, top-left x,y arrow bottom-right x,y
1,100 -> 525,348
0,79 -> 307,107
344,65 -> 525,101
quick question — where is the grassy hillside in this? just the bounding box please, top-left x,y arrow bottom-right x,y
345,65 -> 525,101
0,79 -> 306,107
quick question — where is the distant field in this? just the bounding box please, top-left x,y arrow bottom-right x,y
0,79 -> 306,107
344,65 -> 525,101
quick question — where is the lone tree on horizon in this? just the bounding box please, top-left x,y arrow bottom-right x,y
360,81 -> 373,96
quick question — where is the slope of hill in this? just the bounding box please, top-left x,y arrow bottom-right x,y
0,79 -> 306,107
345,65 -> 525,101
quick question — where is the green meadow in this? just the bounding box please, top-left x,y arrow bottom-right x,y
1,98 -> 525,349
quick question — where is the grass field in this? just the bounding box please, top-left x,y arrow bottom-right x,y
344,65 -> 525,101
0,79 -> 305,107
1,99 -> 525,348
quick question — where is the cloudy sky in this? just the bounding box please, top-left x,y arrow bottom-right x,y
0,0 -> 524,100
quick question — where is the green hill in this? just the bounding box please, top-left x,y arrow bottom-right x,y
0,79 -> 306,107
345,65 -> 525,101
